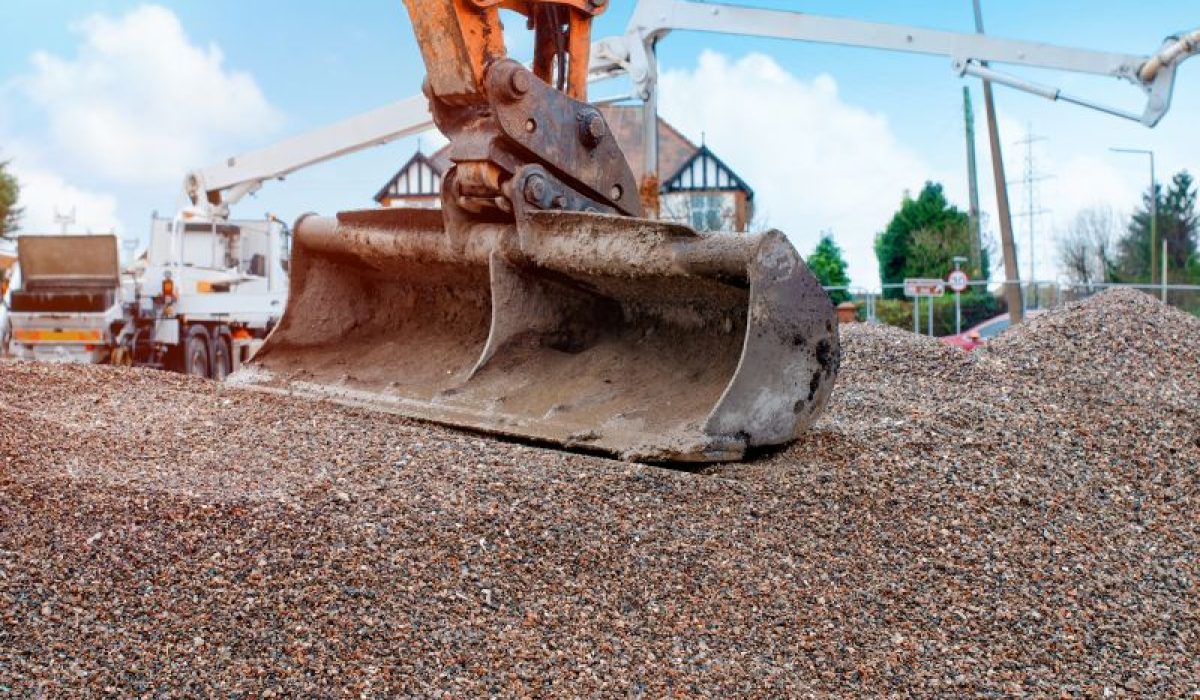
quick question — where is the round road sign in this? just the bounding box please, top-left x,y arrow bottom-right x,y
947,270 -> 970,293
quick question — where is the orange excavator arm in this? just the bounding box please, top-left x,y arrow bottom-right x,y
405,0 -> 602,104
401,0 -> 641,218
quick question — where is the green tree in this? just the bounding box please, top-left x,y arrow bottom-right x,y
0,160 -> 21,238
907,221 -> 974,280
874,182 -> 974,298
1116,170 -> 1198,282
807,231 -> 851,303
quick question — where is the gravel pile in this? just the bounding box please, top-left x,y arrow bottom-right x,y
1,288 -> 1197,697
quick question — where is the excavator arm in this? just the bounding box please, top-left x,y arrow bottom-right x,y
407,0 -> 600,103
403,0 -> 643,217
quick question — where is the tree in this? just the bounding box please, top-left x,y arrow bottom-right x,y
1115,170 -> 1198,282
1056,206 -> 1118,287
907,221 -> 973,280
0,160 -> 20,238
806,231 -> 851,303
874,181 -> 974,298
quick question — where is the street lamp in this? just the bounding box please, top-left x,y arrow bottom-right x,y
1110,147 -> 1157,287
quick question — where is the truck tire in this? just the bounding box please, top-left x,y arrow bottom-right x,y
110,346 -> 133,367
211,330 -> 232,381
182,325 -> 210,379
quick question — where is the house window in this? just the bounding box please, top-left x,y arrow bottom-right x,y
688,194 -> 726,231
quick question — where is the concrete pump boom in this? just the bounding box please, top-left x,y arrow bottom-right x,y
591,0 -> 1198,127
184,95 -> 434,219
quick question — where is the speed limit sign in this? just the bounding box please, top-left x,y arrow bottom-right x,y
947,270 -> 970,293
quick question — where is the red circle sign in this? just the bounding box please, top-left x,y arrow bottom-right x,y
947,270 -> 970,292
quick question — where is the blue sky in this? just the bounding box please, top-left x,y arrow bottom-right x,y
2,1 -> 1197,287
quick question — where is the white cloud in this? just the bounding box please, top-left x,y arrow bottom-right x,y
14,4 -> 281,185
658,51 -> 947,289
7,163 -> 121,236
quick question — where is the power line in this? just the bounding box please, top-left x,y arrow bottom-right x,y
1010,124 -> 1052,311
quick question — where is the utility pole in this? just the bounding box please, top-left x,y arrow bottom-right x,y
1012,125 -> 1050,311
963,87 -> 983,278
972,0 -> 1023,324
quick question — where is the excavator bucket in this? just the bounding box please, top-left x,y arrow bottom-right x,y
235,206 -> 839,462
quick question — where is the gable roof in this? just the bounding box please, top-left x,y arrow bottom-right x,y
662,144 -> 755,200
373,150 -> 445,203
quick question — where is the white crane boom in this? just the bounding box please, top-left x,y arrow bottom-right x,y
591,0 -> 1198,127
185,94 -> 434,218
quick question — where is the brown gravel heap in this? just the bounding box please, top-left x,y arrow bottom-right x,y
1,288 -> 1197,697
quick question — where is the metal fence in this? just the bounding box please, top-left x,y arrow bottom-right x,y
824,281 -> 1200,337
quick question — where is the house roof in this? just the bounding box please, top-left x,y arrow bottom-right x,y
663,144 -> 754,200
373,150 -> 443,203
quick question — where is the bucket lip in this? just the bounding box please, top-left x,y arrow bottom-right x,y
231,375 -> 749,464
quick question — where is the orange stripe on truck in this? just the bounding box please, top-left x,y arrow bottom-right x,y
12,329 -> 104,343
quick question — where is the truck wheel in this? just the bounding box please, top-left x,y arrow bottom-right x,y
183,325 -> 210,379
110,346 -> 133,367
211,332 -> 232,381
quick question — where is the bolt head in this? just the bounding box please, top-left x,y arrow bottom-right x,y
509,70 -> 531,97
524,175 -> 547,204
579,111 -> 607,148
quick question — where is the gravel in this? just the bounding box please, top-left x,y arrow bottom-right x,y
1,288 -> 1197,697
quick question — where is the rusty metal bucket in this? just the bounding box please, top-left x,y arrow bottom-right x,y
233,206 -> 839,462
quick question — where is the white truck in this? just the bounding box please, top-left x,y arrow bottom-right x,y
6,217 -> 288,378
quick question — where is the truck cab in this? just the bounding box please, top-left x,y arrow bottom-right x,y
119,214 -> 289,377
